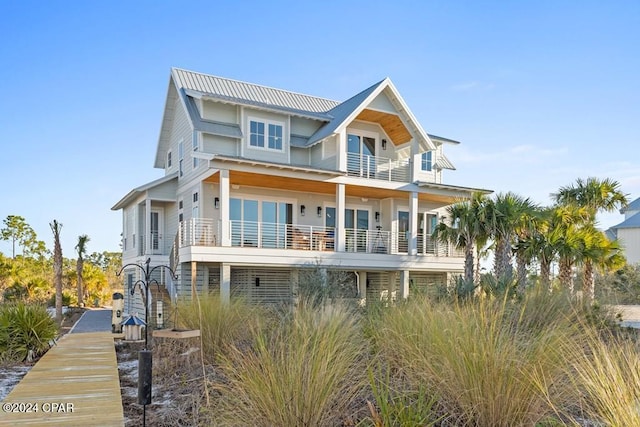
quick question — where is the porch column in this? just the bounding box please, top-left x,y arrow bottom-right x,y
409,192 -> 418,255
388,271 -> 398,301
399,270 -> 410,300
220,263 -> 231,305
219,169 -> 231,247
191,261 -> 197,301
358,271 -> 367,306
145,199 -> 151,256
291,269 -> 299,308
335,183 -> 346,252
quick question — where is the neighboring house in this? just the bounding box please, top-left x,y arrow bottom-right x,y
607,197 -> 640,266
112,68 -> 489,321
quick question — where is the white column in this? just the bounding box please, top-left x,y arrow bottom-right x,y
410,139 -> 420,182
409,192 -> 418,255
219,169 -> 231,246
145,199 -> 151,256
399,270 -> 410,300
336,183 -> 346,252
358,271 -> 367,306
220,263 -> 231,305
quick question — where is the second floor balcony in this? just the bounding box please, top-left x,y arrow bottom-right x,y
177,218 -> 461,257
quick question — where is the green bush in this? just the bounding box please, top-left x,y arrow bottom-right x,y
0,302 -> 58,363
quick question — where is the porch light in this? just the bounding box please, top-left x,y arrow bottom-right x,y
382,139 -> 387,150
317,206 -> 322,217
300,205 -> 306,216
214,197 -> 220,209
375,212 -> 380,222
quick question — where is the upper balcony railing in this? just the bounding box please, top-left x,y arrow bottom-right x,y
137,232 -> 172,256
347,153 -> 410,182
177,218 -> 462,257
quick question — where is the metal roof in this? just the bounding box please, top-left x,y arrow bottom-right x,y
610,212 -> 640,229
172,68 -> 339,115
621,197 -> 640,213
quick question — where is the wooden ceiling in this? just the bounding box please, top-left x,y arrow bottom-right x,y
205,171 -> 458,204
355,109 -> 412,145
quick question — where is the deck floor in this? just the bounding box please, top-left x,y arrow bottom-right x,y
0,332 -> 123,426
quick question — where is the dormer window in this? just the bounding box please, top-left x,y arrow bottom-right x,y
421,151 -> 433,171
249,118 -> 284,151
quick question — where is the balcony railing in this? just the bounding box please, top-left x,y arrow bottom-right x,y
347,153 -> 410,182
137,233 -> 171,256
176,218 -> 463,257
231,221 -> 334,251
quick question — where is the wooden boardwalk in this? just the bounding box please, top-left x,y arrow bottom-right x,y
0,332 -> 123,426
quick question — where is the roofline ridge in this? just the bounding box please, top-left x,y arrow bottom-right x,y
171,67 -> 340,107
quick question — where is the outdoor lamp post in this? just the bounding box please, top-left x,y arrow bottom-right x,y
117,257 -> 177,427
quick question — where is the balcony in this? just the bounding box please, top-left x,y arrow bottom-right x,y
177,218 -> 461,257
347,152 -> 410,182
137,233 -> 172,256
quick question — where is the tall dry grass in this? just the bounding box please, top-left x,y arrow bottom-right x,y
177,294 -> 263,362
370,292 -> 580,426
566,324 -> 640,426
213,300 -> 369,426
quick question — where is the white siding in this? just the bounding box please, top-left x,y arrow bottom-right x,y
168,97 -> 194,180
618,228 -> 640,265
291,117 -> 322,137
202,100 -> 237,123
369,92 -> 395,112
243,109 -> 289,164
203,134 -> 238,156
290,147 -> 309,165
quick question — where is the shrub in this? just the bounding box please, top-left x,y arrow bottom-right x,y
371,294 -> 576,426
177,294 -> 262,362
0,302 -> 58,363
214,300 -> 368,426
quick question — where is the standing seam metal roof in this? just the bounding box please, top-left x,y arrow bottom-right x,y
172,68 -> 340,114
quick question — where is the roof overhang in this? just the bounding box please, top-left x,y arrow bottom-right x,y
111,172 -> 179,210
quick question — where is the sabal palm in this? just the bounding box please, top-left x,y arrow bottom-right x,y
484,192 -> 537,282
75,234 -> 90,306
553,177 -> 628,302
433,193 -> 487,285
579,228 -> 625,302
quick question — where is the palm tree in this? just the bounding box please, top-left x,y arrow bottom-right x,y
50,220 -> 63,324
433,193 -> 487,285
553,177 -> 628,302
484,192 -> 537,283
75,234 -> 90,307
579,228 -> 625,302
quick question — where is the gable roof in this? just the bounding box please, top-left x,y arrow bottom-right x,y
621,196 -> 640,214
156,68 -> 453,167
173,68 -> 338,118
111,172 -> 178,210
610,213 -> 640,230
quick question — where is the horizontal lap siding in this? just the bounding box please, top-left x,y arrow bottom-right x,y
231,268 -> 292,305
409,272 -> 447,298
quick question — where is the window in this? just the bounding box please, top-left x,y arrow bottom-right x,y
249,119 -> 284,151
167,151 -> 172,168
178,141 -> 184,177
421,151 -> 433,171
192,132 -> 199,168
193,192 -> 199,203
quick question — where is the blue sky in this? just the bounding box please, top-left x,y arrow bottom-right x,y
1,1 -> 638,257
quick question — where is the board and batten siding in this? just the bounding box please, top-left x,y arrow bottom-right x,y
618,228 -> 640,265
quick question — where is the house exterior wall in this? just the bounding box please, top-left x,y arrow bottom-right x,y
203,134 -> 238,157
618,228 -> 640,265
241,108 -> 289,164
202,100 -> 237,123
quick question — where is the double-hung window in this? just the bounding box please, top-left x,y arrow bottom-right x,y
421,151 -> 433,171
249,118 -> 284,151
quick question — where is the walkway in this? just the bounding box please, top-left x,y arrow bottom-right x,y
0,309 -> 124,426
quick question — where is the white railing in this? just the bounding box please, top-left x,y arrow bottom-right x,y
176,219 -> 464,257
230,221 -> 335,251
179,218 -> 217,247
138,233 -> 172,256
347,153 -> 410,182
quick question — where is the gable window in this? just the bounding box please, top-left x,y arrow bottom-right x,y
249,118 -> 284,151
421,151 -> 432,171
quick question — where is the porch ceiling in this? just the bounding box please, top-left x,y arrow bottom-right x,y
355,109 -> 412,145
205,171 -> 458,204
